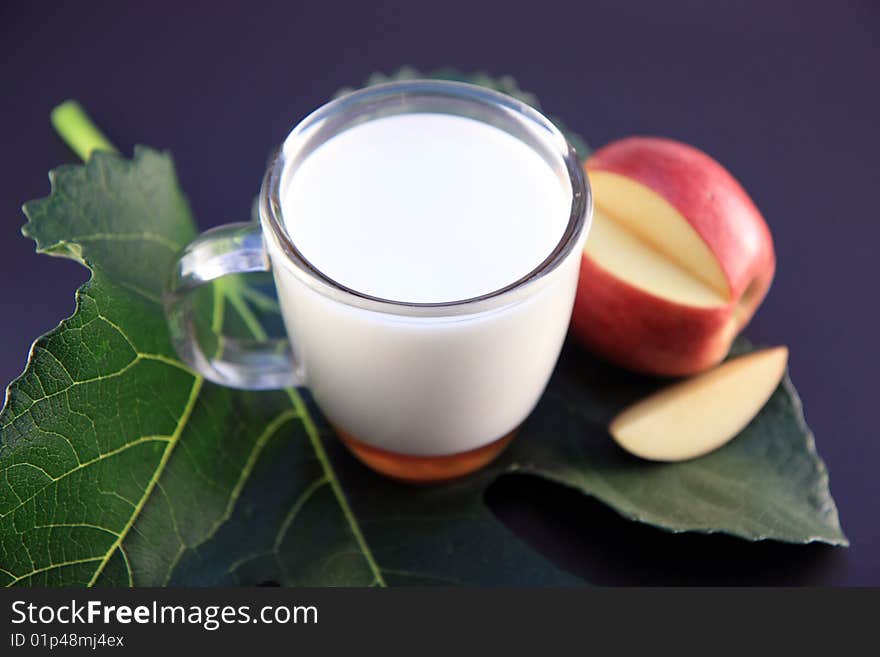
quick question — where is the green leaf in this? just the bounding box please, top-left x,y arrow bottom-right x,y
0,75 -> 846,587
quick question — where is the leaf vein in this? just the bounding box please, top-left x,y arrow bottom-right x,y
86,377 -> 203,586
285,388 -> 387,587
0,436 -> 171,519
273,476 -> 329,552
6,557 -> 103,587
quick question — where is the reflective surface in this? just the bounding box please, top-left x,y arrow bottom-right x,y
164,222 -> 300,389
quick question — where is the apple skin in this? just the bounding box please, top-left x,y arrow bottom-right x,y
572,136 -> 776,376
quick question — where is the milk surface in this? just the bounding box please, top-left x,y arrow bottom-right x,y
282,113 -> 569,302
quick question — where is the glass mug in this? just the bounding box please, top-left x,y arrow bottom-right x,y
164,81 -> 592,483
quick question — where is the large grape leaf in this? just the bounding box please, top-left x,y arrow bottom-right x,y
0,75 -> 846,588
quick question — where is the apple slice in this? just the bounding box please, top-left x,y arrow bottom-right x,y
609,346 -> 788,462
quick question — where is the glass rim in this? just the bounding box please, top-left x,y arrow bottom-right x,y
259,79 -> 592,316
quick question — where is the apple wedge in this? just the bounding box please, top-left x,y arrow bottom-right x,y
609,346 -> 789,462
571,137 -> 776,376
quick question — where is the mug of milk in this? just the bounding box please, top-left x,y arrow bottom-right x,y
164,80 -> 592,482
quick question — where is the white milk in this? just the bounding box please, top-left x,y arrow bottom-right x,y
283,114 -> 570,303
266,112 -> 585,456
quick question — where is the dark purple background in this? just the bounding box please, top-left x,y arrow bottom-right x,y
1,0 -> 877,585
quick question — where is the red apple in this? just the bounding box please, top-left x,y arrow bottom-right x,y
571,136 -> 775,376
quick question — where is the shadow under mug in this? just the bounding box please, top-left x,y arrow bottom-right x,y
164,80 -> 592,483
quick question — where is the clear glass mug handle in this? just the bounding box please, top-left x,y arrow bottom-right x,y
164,222 -> 302,390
